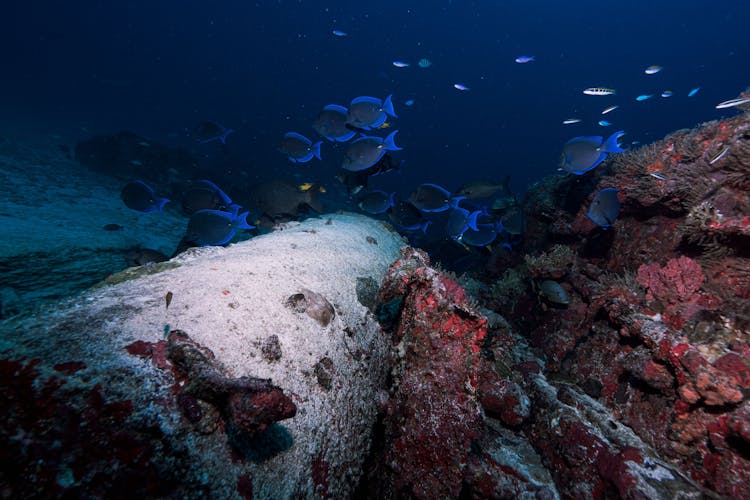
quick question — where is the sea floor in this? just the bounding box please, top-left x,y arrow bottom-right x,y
0,132 -> 186,318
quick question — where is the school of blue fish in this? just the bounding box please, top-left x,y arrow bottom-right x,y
116,38 -> 747,252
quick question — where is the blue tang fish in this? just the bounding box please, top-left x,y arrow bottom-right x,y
342,130 -> 402,171
280,132 -> 322,163
181,179 -> 238,216
358,190 -> 394,215
560,130 -> 626,175
408,183 -> 452,213
193,121 -> 235,144
346,94 -> 397,130
187,208 -> 255,246
312,104 -> 356,142
587,188 -> 621,228
388,199 -> 430,232
460,213 -> 500,246
446,205 -> 480,240
121,180 -> 170,213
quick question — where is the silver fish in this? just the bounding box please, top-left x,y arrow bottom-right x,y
715,97 -> 750,109
709,146 -> 731,165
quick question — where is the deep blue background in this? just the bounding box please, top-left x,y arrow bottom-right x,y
1,0 -> 748,195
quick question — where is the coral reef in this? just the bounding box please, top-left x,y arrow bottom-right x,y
2,106 -> 749,497
487,106 -> 750,497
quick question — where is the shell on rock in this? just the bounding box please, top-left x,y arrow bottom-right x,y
285,288 -> 335,327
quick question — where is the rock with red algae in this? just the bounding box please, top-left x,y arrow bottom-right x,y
463,420 -> 559,499
478,376 -> 531,427
637,256 -> 704,305
498,111 -> 750,498
521,375 -> 705,499
165,329 -> 296,436
0,357 -> 194,498
376,247 -> 485,498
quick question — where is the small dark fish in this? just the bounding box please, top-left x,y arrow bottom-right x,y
409,183 -> 452,213
342,131 -> 402,171
586,188 -> 620,228
181,179 -> 236,216
346,95 -> 397,130
165,291 -> 173,309
362,153 -> 402,176
279,132 -> 322,163
102,223 -> 124,231
313,104 -> 356,142
538,280 -> 569,305
193,121 -> 235,144
121,180 -> 170,213
454,176 -> 510,200
490,195 -> 518,213
250,180 -> 323,217
335,169 -> 369,195
358,190 -> 394,215
125,248 -> 169,267
388,199 -> 429,232
187,208 -> 255,246
560,131 -> 625,175
501,210 -> 526,235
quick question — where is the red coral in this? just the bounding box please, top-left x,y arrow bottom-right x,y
637,256 -> 704,304
378,247 -> 485,498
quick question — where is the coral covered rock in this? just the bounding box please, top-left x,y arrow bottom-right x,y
499,109 -> 750,498
375,247 -> 486,498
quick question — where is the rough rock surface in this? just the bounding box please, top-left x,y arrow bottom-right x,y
0,213 -> 404,498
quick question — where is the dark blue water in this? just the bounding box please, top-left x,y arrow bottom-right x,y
2,0 -> 748,194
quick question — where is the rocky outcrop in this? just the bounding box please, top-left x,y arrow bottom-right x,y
483,102 -> 750,498
0,213 -> 404,498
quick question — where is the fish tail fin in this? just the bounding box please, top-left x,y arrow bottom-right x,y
384,130 -> 402,151
228,203 -> 242,217
419,220 -> 431,233
603,131 -> 626,153
383,94 -> 397,118
312,141 -> 322,160
157,197 -> 170,213
449,196 -> 465,208
219,129 -> 236,144
467,210 -> 480,231
235,211 -> 256,230
306,184 -> 323,213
